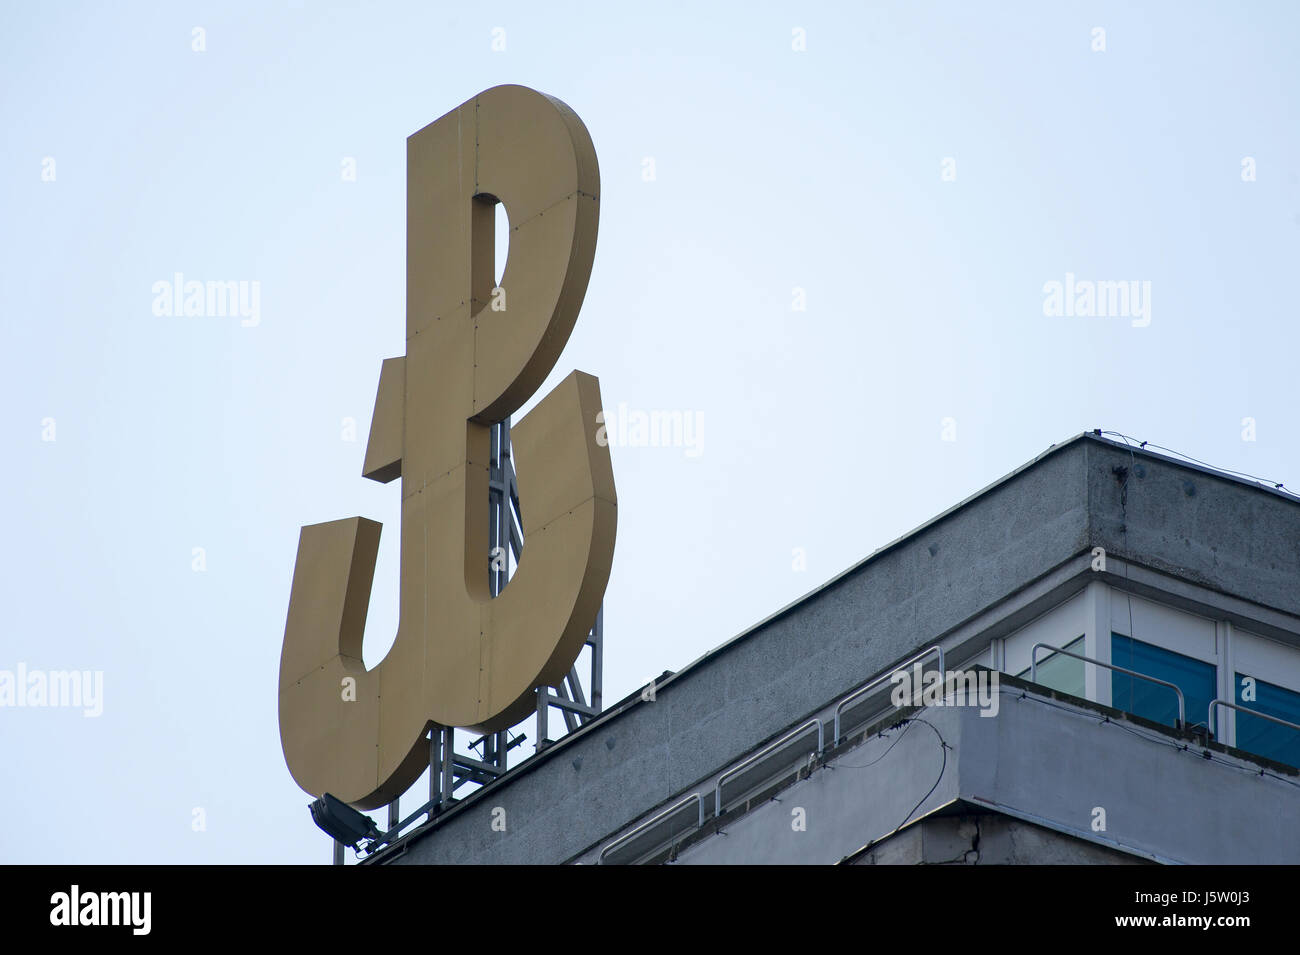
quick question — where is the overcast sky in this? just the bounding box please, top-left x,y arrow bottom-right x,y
3,1 -> 1298,863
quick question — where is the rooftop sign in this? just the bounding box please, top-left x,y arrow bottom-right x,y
278,86 -> 616,809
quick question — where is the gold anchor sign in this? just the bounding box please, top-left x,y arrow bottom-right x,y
278,86 -> 616,809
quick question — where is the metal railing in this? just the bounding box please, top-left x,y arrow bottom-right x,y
1208,698 -> 1300,745
832,645 -> 945,744
714,718 -> 823,818
598,793 -> 704,865
600,644 -> 952,862
1030,642 -> 1186,729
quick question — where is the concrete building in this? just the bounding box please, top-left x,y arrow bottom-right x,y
367,431 -> 1300,865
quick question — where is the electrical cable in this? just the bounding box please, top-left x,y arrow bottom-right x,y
833,717 -> 916,769
1094,429 -> 1293,496
849,716 -> 951,856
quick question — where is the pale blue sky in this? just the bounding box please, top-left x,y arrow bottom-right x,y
2,1 -> 1297,863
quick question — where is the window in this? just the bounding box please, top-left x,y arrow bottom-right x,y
1110,633 -> 1216,730
1016,635 -> 1085,697
1233,674 -> 1300,768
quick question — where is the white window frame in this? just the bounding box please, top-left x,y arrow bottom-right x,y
992,579 -> 1300,753
1225,626 -> 1300,750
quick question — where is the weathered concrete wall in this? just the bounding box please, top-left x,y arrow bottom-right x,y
1084,440 -> 1300,621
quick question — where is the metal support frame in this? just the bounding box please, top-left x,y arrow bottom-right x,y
537,607 -> 603,749
335,418 -> 605,862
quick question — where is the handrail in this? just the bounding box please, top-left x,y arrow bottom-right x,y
1208,698 -> 1300,742
597,793 -> 704,865
833,645 -> 945,744
714,718 -> 823,818
1030,642 -> 1185,729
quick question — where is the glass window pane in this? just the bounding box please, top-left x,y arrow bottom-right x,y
1233,673 -> 1300,768
1110,633 -> 1215,730
1016,635 -> 1085,697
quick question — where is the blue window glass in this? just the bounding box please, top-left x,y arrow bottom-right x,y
1233,674 -> 1300,768
1110,634 -> 1216,730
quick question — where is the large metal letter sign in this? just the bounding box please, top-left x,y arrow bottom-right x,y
279,86 -> 616,809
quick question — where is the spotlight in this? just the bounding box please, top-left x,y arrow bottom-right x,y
309,793 -> 381,849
